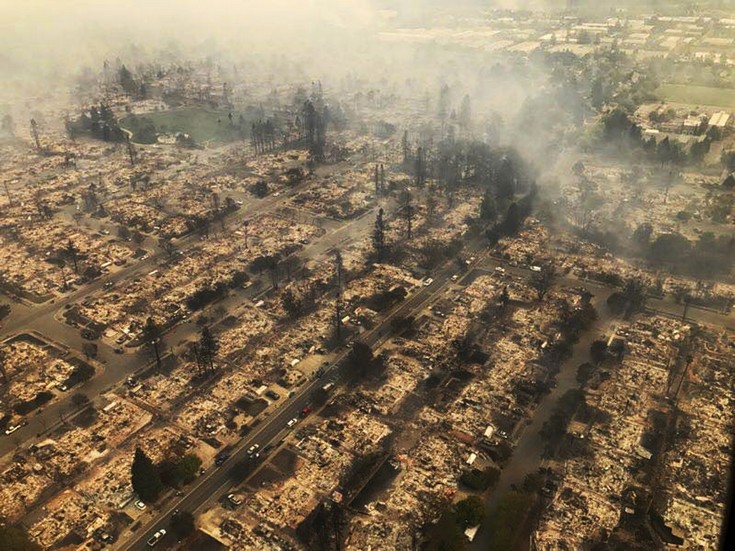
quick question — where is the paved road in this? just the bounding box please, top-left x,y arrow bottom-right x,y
4,166 -> 733,547
116,238 -> 489,550
0,167 -> 374,456
465,270 -> 734,549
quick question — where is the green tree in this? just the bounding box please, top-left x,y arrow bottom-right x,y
649,232 -> 691,264
174,454 -> 202,485
117,225 -> 131,241
142,316 -> 163,371
632,222 -> 653,249
590,340 -> 608,365
426,511 -> 466,551
119,65 -> 138,95
454,495 -> 485,528
131,230 -> 145,245
282,288 -> 304,319
501,202 -> 521,236
0,520 -> 41,550
347,342 -> 381,379
252,180 -> 268,198
161,454 -> 202,487
65,239 -> 79,273
199,325 -> 218,372
485,492 -> 533,551
372,208 -> 387,261
159,237 -> 176,256
82,341 -> 98,359
531,264 -> 556,301
495,156 -> 515,202
131,447 -> 163,502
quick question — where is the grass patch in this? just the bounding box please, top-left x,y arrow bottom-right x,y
121,108 -> 258,145
656,84 -> 735,108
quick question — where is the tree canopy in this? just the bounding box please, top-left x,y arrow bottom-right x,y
454,495 -> 486,528
131,447 -> 163,502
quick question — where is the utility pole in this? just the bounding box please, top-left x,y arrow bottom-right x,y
334,249 -> 343,299
401,194 -> 414,240
30,118 -> 41,152
126,135 -> 136,166
3,181 -> 12,206
335,300 -> 343,340
672,354 -> 694,404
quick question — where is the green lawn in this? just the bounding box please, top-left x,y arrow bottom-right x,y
122,108 -> 252,145
656,83 -> 735,108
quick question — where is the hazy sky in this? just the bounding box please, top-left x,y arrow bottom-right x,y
0,1 -> 381,82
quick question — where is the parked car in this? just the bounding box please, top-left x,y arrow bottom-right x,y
423,277 -> 434,286
227,493 -> 243,506
147,529 -> 166,547
134,500 -> 146,511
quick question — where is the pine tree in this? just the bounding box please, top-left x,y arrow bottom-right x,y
199,326 -> 218,372
415,147 -> 426,188
459,94 -> 472,132
282,289 -> 303,319
65,239 -> 79,273
131,447 -> 162,502
401,130 -> 409,164
372,208 -> 386,261
142,317 -> 163,370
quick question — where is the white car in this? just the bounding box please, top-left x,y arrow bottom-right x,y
451,274 -> 459,282
494,266 -> 506,274
530,265 -> 542,272
134,500 -> 146,511
423,278 -> 434,287
147,529 -> 166,547
287,418 -> 298,428
228,493 -> 243,506
4,425 -> 20,436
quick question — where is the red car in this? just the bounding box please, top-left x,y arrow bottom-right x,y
300,406 -> 311,417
